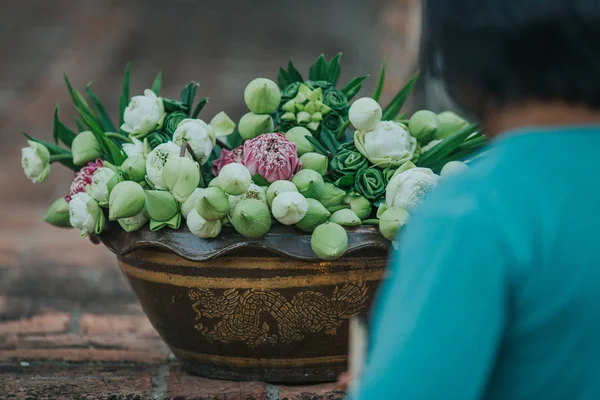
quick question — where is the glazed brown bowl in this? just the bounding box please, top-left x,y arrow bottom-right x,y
100,223 -> 389,383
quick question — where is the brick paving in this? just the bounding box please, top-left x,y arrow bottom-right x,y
0,0 -> 419,398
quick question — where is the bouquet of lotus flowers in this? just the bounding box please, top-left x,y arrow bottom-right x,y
21,55 -> 486,260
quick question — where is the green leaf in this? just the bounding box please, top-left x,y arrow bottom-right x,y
85,83 -> 117,132
334,175 -> 355,188
309,54 -> 328,81
278,67 -> 292,89
251,174 -> 270,186
73,117 -> 85,132
22,131 -> 70,155
320,128 -> 339,156
381,71 -> 419,121
53,106 -> 77,147
76,107 -> 113,164
180,82 -> 199,115
191,97 -> 209,119
64,74 -> 102,129
327,53 -> 342,86
417,124 -> 480,168
305,135 -> 329,156
341,75 -> 369,99
287,59 -> 304,83
118,63 -> 131,129
373,58 -> 386,102
103,137 -> 127,166
151,71 -> 162,95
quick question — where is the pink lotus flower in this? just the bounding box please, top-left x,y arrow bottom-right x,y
242,133 -> 301,183
211,146 -> 243,176
65,159 -> 104,202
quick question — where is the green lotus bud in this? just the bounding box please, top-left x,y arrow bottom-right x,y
44,197 -> 72,228
285,127 -> 314,156
304,101 -> 317,114
299,153 -> 328,176
441,161 -> 469,178
436,111 -> 469,139
209,111 -> 236,137
120,154 -> 146,183
349,98 -> 382,132
229,183 -> 267,211
187,208 -> 222,239
217,163 -> 252,196
21,140 -> 51,184
343,194 -> 372,220
238,112 -> 274,140
298,83 -> 312,96
316,183 -> 346,209
311,112 -> 323,123
307,87 -> 323,102
272,191 -> 308,225
244,78 -> 281,114
281,112 -> 296,121
230,198 -> 272,238
291,169 -> 324,199
71,131 -> 102,166
196,187 -> 230,221
162,156 -> 200,203
282,100 -> 296,113
297,111 -> 311,125
307,122 -> 320,131
90,167 -> 119,206
109,181 -> 146,220
295,93 -> 307,104
295,198 -> 330,232
181,188 -> 205,219
145,190 -> 179,222
409,110 -> 440,143
118,208 -> 148,232
379,207 -> 410,240
330,209 -> 361,226
311,222 -> 348,260
266,180 -> 299,207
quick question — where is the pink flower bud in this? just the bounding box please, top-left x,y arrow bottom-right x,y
242,133 -> 302,183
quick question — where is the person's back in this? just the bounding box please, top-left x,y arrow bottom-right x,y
353,0 -> 600,398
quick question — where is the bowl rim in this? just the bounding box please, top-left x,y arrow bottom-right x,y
99,222 -> 390,262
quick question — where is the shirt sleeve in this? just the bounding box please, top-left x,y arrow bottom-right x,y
353,190 -> 508,400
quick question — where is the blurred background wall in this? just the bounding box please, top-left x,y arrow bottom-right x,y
0,0 -> 422,208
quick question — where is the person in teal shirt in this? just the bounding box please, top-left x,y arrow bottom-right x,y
353,0 -> 600,399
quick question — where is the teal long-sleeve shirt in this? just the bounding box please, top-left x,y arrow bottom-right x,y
353,126 -> 600,399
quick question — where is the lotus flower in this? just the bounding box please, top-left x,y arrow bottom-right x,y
211,146 -> 243,176
242,133 -> 301,183
65,159 -> 104,202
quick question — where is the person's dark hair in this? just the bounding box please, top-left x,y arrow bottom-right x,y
422,0 -> 600,119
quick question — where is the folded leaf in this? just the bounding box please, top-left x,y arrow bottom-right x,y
73,117 -> 85,132
309,54 -> 328,81
64,74 -> 102,129
53,106 -> 77,147
320,128 -> 339,156
151,71 -> 162,95
76,107 -> 113,164
180,82 -> 199,115
341,75 -> 369,100
305,136 -> 329,156
328,53 -> 342,86
278,67 -> 292,89
373,58 -> 386,102
192,97 -> 209,119
287,59 -> 304,83
381,71 -> 419,121
85,83 -> 117,132
251,174 -> 270,187
118,63 -> 131,130
417,124 -> 479,168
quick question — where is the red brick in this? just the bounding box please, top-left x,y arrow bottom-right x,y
0,348 -> 167,363
167,364 -> 267,400
0,312 -> 69,334
80,314 -> 159,337
0,333 -> 87,350
279,383 -> 345,400
87,334 -> 169,354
